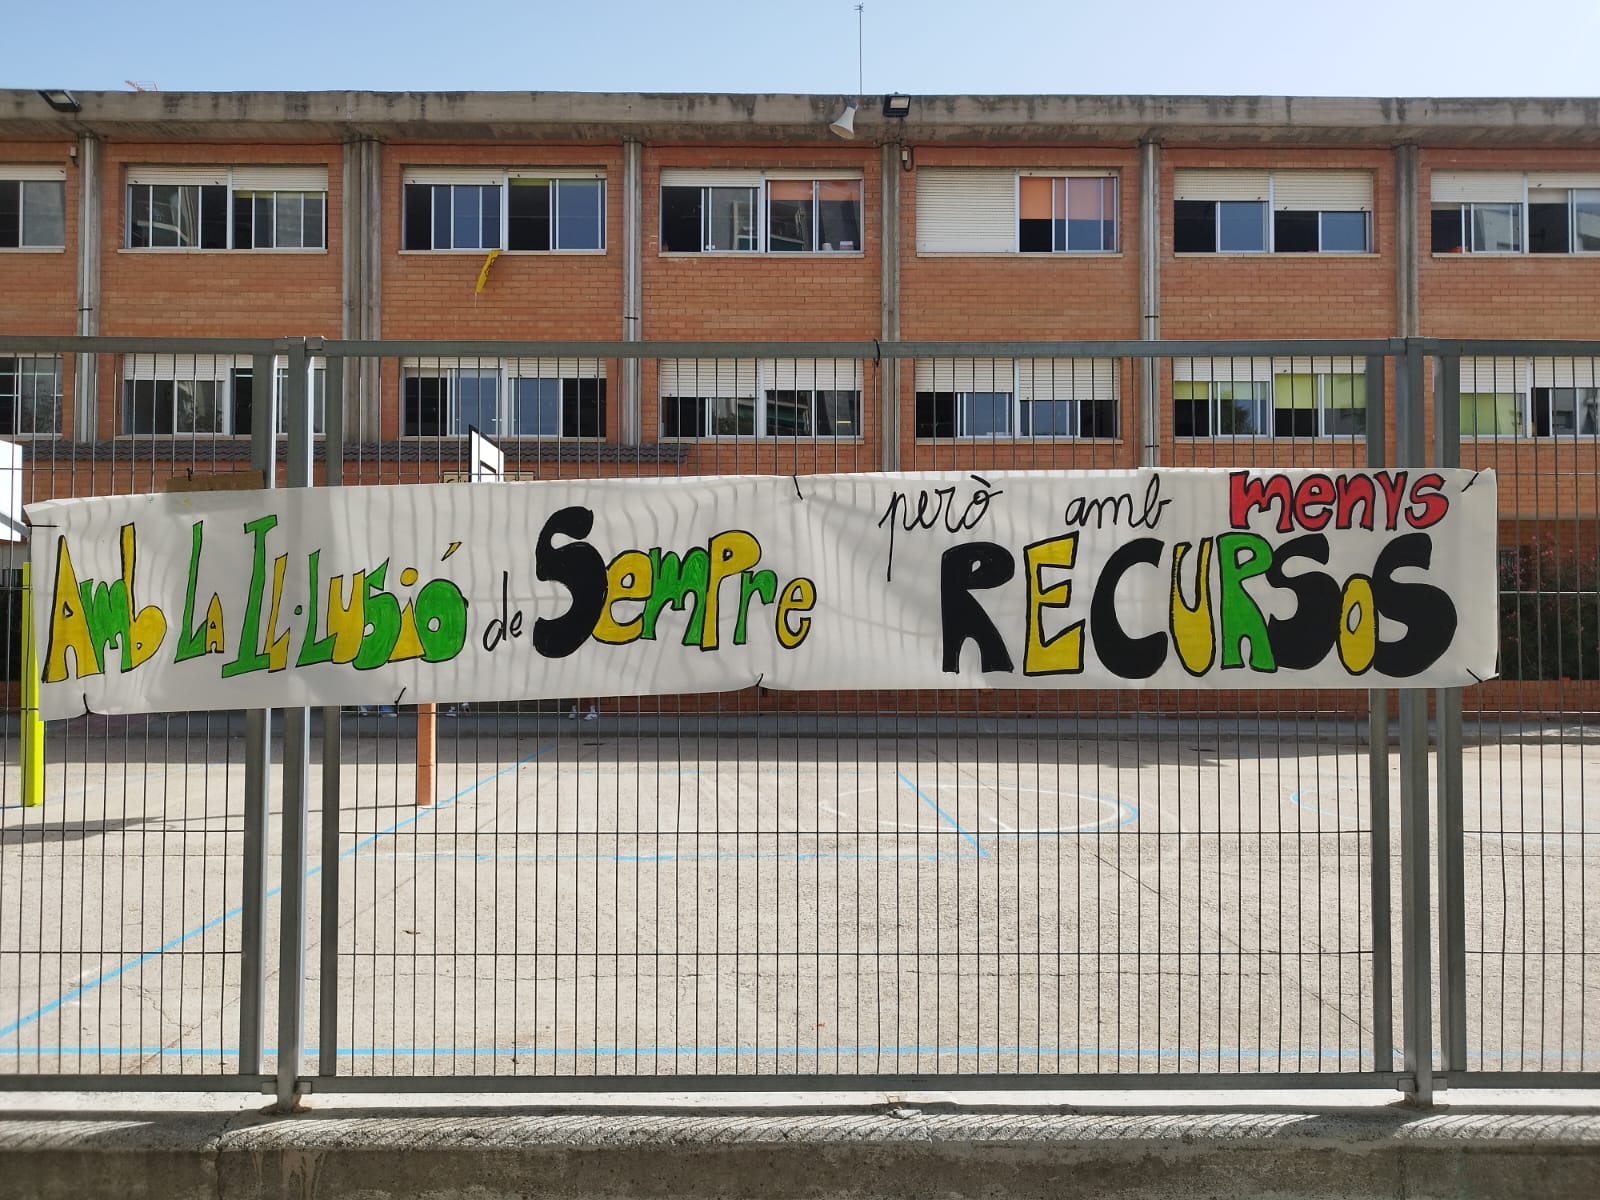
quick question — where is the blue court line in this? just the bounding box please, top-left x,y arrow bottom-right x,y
0,740 -> 559,1045
896,773 -> 988,857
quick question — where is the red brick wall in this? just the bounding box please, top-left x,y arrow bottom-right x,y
0,140 -> 77,337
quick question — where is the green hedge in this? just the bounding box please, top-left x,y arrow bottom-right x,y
1499,546 -> 1600,681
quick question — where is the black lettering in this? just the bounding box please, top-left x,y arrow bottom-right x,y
1372,533 -> 1456,677
1264,534 -> 1340,671
940,542 -> 1015,674
1089,538 -> 1167,680
532,506 -> 606,659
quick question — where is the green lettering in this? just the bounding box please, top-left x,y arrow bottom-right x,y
1217,532 -> 1276,672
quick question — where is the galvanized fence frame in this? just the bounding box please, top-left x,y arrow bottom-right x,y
0,335 -> 1594,1105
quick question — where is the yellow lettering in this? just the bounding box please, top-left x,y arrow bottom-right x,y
1023,533 -> 1084,676
1170,540 -> 1216,677
776,577 -> 816,649
43,537 -> 100,682
703,531 -> 761,650
324,572 -> 365,665
594,549 -> 653,646
1339,575 -> 1377,675
263,554 -> 292,672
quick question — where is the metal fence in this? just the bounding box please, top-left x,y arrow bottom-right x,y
0,336 -> 1595,1108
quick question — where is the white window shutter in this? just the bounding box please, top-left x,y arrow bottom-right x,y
402,167 -> 504,185
658,359 -> 757,397
913,359 -> 1014,392
1272,170 -> 1373,211
0,164 -> 66,182
1430,172 -> 1524,204
122,353 -> 238,380
658,169 -> 763,189
1524,172 -> 1600,192
506,169 -> 607,181
1172,169 -> 1270,202
1269,357 -> 1369,376
230,166 -> 329,192
1171,357 -> 1273,383
1016,359 -> 1117,401
915,169 -> 1016,252
126,166 -> 229,187
1459,357 -> 1523,392
1531,357 -> 1600,388
765,359 -> 864,390
507,358 -> 604,380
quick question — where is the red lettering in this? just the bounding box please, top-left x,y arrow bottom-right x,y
1229,471 -> 1295,533
1407,472 -> 1450,529
1333,475 -> 1377,531
1293,473 -> 1336,532
1374,471 -> 1408,532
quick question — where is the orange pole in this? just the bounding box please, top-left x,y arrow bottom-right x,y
416,702 -> 436,806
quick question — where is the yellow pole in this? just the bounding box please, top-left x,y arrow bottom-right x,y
21,559 -> 42,807
416,702 -> 436,807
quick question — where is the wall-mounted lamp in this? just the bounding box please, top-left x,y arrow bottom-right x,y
882,94 -> 911,119
829,100 -> 858,140
38,89 -> 80,114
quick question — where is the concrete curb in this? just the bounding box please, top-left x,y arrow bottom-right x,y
3,1108 -> 1600,1199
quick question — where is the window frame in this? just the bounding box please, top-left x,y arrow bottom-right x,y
1431,173 -> 1600,255
1458,359 -> 1600,439
0,167 -> 67,251
658,360 -> 865,439
913,359 -> 1120,441
0,354 -> 64,436
400,360 -> 607,438
1016,173 -> 1119,254
1172,359 -> 1368,440
125,166 -> 328,252
401,170 -> 608,254
658,171 -> 864,255
120,355 -> 327,437
1173,171 -> 1373,255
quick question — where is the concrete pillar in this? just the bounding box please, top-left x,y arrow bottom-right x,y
879,141 -> 901,471
341,137 -> 383,442
73,132 -> 100,443
1138,137 -> 1161,467
1394,143 -> 1419,337
621,139 -> 643,445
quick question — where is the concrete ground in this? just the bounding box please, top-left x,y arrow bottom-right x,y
1,713 -> 1597,1091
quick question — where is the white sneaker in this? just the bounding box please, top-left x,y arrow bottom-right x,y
584,707 -> 598,721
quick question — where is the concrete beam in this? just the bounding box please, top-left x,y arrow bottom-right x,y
3,1107 -> 1600,1200
7,91 -> 1600,147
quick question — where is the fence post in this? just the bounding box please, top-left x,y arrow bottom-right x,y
318,354 -> 345,1083
274,336 -> 315,1112
238,351 -> 278,1081
1364,353 -> 1393,1073
1433,351 -> 1467,1079
1394,338 -> 1434,1103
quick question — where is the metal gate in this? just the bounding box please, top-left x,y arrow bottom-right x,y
0,335 -> 1594,1107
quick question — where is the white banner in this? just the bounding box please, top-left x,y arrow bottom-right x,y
27,468 -> 1499,719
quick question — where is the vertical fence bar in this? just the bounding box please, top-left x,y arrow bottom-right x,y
318,356 -> 344,1081
1365,353 -> 1394,1072
1395,339 -> 1433,1102
238,350 -> 278,1078
275,337 -> 314,1111
1433,353 -> 1467,1076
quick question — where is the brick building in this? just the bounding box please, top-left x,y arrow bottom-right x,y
1,90 -> 1596,706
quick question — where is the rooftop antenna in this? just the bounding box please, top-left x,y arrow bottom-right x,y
125,80 -> 157,92
855,3 -> 864,98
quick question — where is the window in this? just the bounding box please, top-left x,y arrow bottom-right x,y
917,168 -> 1118,253
660,171 -> 862,253
1432,172 -> 1600,254
1459,358 -> 1600,437
1174,358 -> 1366,438
1173,170 -> 1372,254
0,355 -> 62,435
914,359 -> 1118,439
1017,176 -> 1117,252
402,360 -> 605,437
402,170 -> 607,252
0,167 -> 66,249
121,355 -> 325,435
126,166 -> 327,250
659,359 -> 862,437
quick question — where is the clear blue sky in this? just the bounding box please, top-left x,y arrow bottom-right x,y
12,0 -> 1600,98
